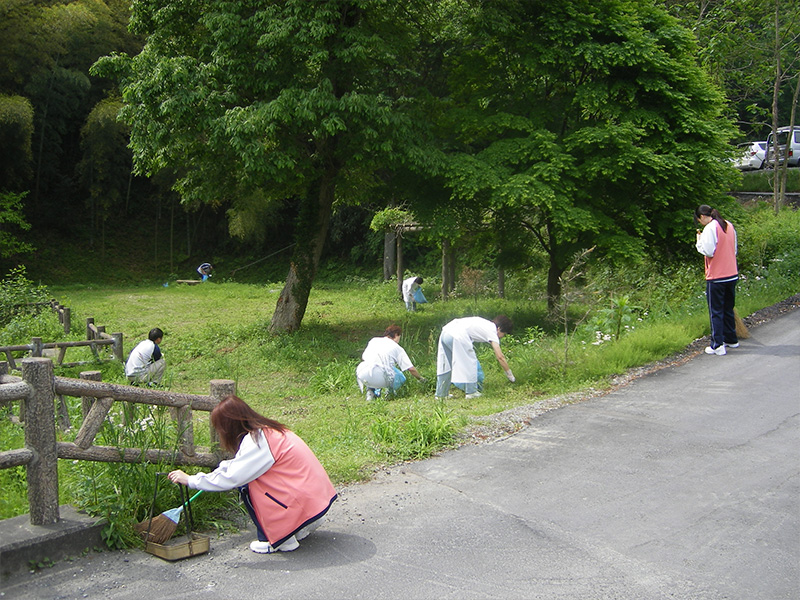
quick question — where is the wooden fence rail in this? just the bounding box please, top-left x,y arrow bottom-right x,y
0,318 -> 122,370
0,358 -> 235,526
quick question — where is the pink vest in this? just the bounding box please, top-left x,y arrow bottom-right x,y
704,220 -> 738,281
248,428 -> 337,547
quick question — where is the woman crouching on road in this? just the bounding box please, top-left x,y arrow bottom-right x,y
169,395 -> 337,554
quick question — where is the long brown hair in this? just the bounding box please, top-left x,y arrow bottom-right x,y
210,395 -> 287,452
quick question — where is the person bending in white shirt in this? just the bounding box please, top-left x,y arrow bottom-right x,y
402,276 -> 424,311
436,315 -> 515,399
356,324 -> 425,400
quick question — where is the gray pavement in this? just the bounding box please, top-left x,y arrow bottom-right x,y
2,309 -> 798,600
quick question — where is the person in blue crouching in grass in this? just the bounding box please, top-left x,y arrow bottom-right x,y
356,324 -> 426,400
197,263 -> 213,281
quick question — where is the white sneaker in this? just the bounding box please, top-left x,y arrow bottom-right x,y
726,342 -> 740,348
704,345 -> 726,356
249,540 -> 272,553
249,536 -> 300,553
296,518 -> 324,541
465,391 -> 483,399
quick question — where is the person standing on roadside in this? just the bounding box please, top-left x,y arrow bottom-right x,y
695,204 -> 739,356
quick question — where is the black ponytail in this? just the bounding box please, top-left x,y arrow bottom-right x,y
695,205 -> 727,232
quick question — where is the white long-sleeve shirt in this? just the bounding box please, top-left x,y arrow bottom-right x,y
696,220 -> 737,258
402,277 -> 420,302
187,430 -> 275,491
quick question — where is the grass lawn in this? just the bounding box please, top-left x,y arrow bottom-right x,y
1,269 -> 796,542
44,277 -> 707,481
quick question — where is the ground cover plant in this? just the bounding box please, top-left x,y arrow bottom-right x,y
1,203 -> 798,548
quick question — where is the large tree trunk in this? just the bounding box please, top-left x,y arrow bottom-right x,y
269,171 -> 336,334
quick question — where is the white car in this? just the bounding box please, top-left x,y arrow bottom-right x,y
732,141 -> 766,170
765,127 -> 800,167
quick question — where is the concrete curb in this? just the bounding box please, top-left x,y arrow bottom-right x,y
0,506 -> 106,581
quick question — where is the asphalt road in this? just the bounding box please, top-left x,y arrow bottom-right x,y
3,309 -> 798,600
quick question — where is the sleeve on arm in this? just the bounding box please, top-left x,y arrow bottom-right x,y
696,225 -> 718,257
188,431 -> 275,491
396,347 -> 414,372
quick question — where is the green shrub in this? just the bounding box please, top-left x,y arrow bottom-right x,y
0,266 -> 51,328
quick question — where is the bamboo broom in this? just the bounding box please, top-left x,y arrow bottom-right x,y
734,308 -> 750,340
135,490 -> 204,545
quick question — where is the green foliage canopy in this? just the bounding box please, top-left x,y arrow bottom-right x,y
429,0 -> 738,300
0,191 -> 33,259
0,95 -> 34,191
94,0 -> 433,331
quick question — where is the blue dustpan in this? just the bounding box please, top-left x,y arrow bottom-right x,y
162,490 -> 203,523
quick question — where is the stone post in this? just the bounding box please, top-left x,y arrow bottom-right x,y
22,357 -> 60,525
111,333 -> 124,362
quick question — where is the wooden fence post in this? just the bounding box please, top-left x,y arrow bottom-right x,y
22,357 -> 60,525
396,233 -> 404,297
86,318 -> 94,340
208,380 -> 236,447
171,404 -> 195,457
62,307 -> 71,334
111,333 -> 124,362
441,239 -> 451,300
31,337 -> 43,357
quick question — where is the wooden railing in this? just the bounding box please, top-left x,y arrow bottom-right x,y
51,299 -> 71,334
0,358 -> 235,526
0,318 -> 122,370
